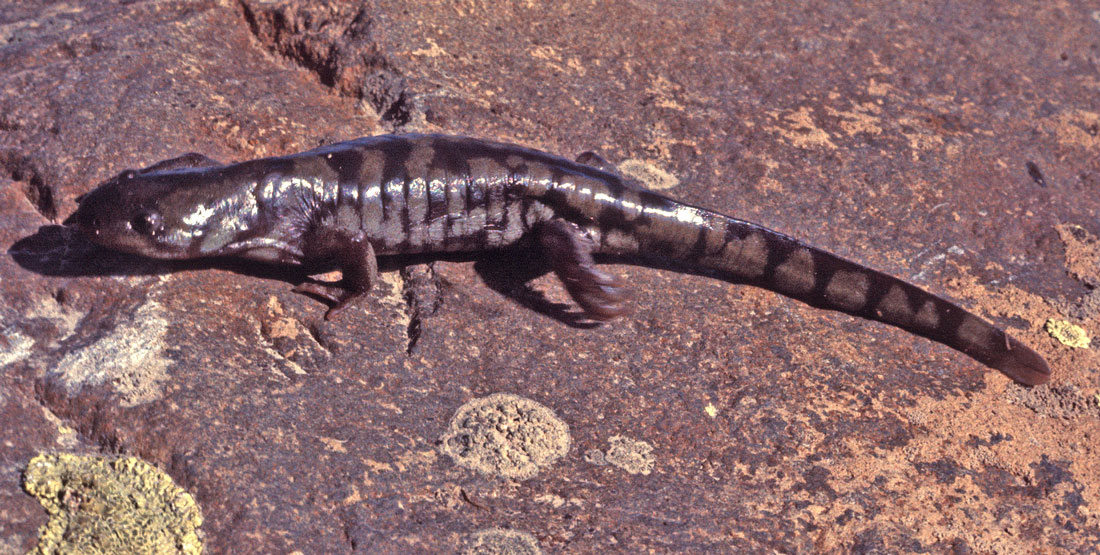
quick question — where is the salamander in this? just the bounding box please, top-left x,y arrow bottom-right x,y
64,134 -> 1051,385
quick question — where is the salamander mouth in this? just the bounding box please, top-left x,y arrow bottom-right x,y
63,207 -> 100,235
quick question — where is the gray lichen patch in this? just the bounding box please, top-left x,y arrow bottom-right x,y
605,435 -> 655,475
583,448 -> 608,466
463,528 -> 542,555
23,452 -> 204,555
440,393 -> 570,480
49,300 -> 171,406
618,159 -> 680,190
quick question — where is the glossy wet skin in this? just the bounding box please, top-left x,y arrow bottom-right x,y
66,134 -> 1052,385
66,162 -> 287,261
67,171 -> 193,257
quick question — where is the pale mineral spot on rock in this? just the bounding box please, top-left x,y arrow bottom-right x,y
439,393 -> 571,480
22,452 -> 204,555
463,528 -> 542,555
0,326 -> 34,369
605,435 -> 656,475
704,402 -> 719,418
48,299 -> 172,406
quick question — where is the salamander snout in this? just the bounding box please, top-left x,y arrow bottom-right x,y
64,185 -> 169,253
63,203 -> 102,235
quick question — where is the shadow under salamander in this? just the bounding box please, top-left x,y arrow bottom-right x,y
9,224 -> 603,328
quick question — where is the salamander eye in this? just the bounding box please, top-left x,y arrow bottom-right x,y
129,210 -> 163,235
119,170 -> 137,181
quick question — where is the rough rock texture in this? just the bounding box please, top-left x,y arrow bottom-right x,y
2,1 -> 1099,552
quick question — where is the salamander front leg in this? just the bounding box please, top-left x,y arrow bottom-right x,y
293,229 -> 378,320
576,151 -> 647,189
538,219 -> 631,321
139,153 -> 224,173
575,152 -> 620,174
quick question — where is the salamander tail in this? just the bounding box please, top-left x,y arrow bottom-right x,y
613,201 -> 1051,385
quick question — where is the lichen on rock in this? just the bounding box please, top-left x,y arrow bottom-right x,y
1045,318 -> 1091,349
22,452 -> 204,555
440,393 -> 570,480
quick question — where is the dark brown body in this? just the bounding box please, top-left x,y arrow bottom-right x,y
66,134 -> 1051,385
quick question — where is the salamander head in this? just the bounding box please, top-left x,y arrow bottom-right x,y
65,168 -> 257,259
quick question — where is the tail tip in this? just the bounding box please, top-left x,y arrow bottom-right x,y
995,339 -> 1051,386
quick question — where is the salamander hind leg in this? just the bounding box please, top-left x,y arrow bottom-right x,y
293,228 -> 378,320
538,219 -> 631,321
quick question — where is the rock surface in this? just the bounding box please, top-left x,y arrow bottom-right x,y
2,1 -> 1099,552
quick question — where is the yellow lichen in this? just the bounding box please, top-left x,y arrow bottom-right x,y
704,403 -> 718,418
23,453 -> 204,555
1044,319 -> 1091,349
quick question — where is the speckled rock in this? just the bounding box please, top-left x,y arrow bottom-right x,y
2,1 -> 1099,552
